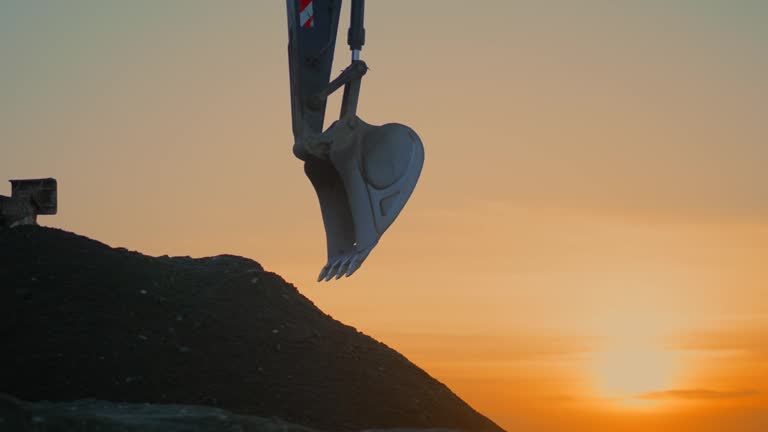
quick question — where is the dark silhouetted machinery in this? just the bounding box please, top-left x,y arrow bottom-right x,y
0,178 -> 57,228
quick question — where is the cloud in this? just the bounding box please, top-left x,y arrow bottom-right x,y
637,389 -> 761,401
667,326 -> 768,361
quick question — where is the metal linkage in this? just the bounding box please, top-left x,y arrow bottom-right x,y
309,60 -> 368,111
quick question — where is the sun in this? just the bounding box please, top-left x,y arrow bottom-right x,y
583,303 -> 688,408
589,341 -> 679,408
593,345 -> 673,396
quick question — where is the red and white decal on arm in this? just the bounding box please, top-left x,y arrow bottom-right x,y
299,0 -> 314,28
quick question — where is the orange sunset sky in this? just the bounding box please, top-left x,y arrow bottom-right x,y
2,1 -> 767,431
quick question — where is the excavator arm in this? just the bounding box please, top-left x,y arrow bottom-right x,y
286,0 -> 424,281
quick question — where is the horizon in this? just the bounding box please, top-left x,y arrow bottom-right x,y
2,1 -> 767,431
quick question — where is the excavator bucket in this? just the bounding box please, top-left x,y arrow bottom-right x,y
309,117 -> 424,280
287,0 -> 424,279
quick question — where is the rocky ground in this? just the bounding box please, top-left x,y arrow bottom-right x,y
0,394 -> 467,432
0,226 -> 503,431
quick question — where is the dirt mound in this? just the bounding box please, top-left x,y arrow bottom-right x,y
0,226 -> 502,432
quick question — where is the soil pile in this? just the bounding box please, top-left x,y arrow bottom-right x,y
0,226 -> 502,432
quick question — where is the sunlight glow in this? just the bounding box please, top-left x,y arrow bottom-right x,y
592,344 -> 676,400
